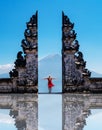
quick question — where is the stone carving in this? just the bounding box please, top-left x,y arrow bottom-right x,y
9,69 -> 18,78
63,13 -> 74,29
21,12 -> 38,52
22,38 -> 37,51
62,12 -> 78,52
62,12 -> 91,92
8,11 -> 38,93
73,40 -> 80,51
82,69 -> 91,77
14,51 -> 26,68
75,51 -> 86,68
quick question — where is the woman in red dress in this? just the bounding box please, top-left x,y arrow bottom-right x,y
44,76 -> 55,93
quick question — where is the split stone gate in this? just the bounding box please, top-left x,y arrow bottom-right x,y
0,11 -> 102,93
0,11 -> 102,130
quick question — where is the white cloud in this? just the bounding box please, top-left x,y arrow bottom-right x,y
0,64 -> 14,74
0,113 -> 15,124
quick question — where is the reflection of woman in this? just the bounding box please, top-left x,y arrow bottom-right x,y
44,76 -> 55,93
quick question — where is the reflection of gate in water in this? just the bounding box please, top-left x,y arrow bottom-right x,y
62,94 -> 102,130
0,94 -> 38,130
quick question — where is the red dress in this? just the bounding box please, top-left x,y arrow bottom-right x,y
48,78 -> 54,88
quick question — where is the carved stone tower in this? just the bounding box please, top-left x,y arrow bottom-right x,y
9,11 -> 38,93
62,12 -> 91,93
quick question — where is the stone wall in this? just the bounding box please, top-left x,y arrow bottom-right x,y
0,78 -> 12,92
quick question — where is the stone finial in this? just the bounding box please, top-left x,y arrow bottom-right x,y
62,12 -> 78,52
21,11 -> 38,53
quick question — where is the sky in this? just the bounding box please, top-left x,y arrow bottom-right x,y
0,0 -> 102,74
